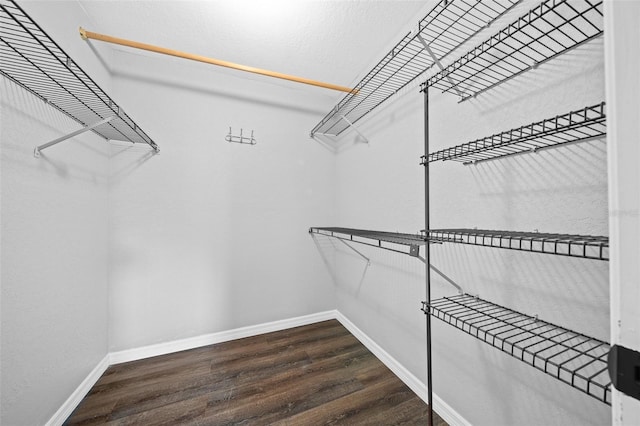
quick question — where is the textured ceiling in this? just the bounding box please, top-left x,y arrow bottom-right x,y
76,0 -> 431,99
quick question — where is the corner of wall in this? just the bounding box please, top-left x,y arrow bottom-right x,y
334,311 -> 471,426
45,355 -> 110,426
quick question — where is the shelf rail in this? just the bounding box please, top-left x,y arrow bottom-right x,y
424,102 -> 606,164
423,228 -> 609,260
423,294 -> 611,404
79,27 -> 356,94
310,226 -> 429,259
422,0 -> 604,101
0,0 -> 159,153
310,226 -> 463,295
310,0 -> 520,138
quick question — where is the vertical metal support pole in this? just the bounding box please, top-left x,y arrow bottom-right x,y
424,87 -> 433,426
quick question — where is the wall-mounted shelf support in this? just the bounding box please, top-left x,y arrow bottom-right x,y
336,238 -> 371,266
416,34 -> 463,98
417,261 -> 463,295
340,115 -> 369,144
33,116 -> 114,157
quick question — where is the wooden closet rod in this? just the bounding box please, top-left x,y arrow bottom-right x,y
79,28 -> 358,94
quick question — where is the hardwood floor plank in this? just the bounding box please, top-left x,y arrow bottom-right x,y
104,395 -> 208,426
375,397 -> 448,426
100,346 -> 224,385
203,343 -> 372,416
269,375 -> 403,425
62,397 -> 118,426
201,352 -> 378,423
263,320 -> 351,348
65,320 -> 446,425
108,349 -> 315,421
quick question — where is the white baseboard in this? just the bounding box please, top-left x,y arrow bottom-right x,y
49,309 -> 468,426
46,354 -> 110,426
334,311 -> 471,426
109,310 -> 337,365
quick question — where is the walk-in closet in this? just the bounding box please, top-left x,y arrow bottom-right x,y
1,0 -> 639,425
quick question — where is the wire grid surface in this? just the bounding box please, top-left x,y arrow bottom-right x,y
310,0 -> 520,137
424,229 -> 609,260
0,0 -> 158,150
425,294 -> 611,404
311,227 -> 428,246
425,102 -> 606,164
423,0 -> 604,101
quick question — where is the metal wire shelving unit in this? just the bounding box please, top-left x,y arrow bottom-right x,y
310,0 -> 521,138
417,0 -> 610,410
310,0 -> 609,422
0,0 -> 159,153
424,102 -> 606,164
423,294 -> 611,404
422,0 -> 604,101
424,228 -> 609,260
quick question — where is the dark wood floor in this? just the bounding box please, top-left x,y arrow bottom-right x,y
65,320 -> 446,425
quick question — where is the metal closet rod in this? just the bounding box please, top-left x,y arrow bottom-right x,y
79,28 -> 358,94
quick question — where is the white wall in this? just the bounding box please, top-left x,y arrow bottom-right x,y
106,48 -> 337,351
0,2 -> 112,424
2,1 -> 337,421
605,0 -> 640,423
329,2 -> 610,424
0,1 -> 619,425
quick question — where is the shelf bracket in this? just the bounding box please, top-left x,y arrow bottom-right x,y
337,239 -> 371,266
417,257 -> 463,294
417,34 -> 464,99
34,116 -> 114,158
340,115 -> 369,144
608,344 -> 640,401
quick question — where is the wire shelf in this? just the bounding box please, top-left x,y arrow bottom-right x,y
423,229 -> 608,260
310,226 -> 428,258
424,102 -> 606,164
422,0 -> 604,101
0,0 -> 158,151
310,0 -> 520,137
423,294 -> 611,404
